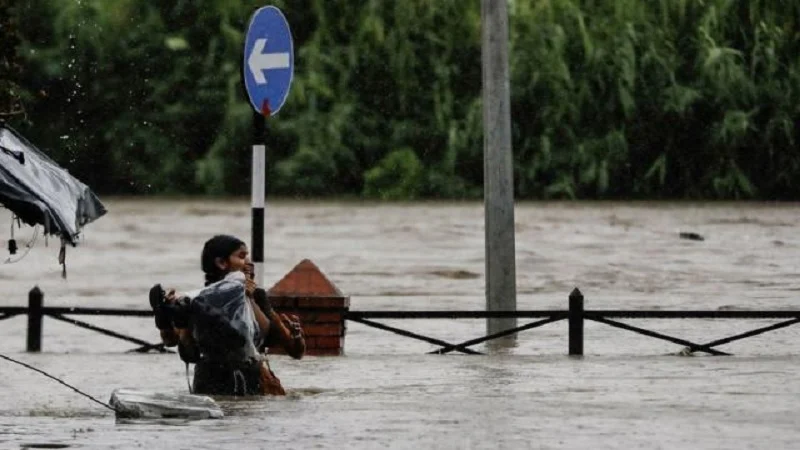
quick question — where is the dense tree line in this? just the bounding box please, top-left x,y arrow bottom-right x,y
4,0 -> 800,199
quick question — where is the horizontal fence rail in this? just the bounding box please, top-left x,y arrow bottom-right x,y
1,306 -> 154,317
2,287 -> 799,355
346,310 -> 800,320
347,311 -> 566,319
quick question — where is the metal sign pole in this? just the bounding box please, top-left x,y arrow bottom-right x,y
242,6 -> 294,289
251,112 -> 266,287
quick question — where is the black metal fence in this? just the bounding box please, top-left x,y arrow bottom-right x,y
2,287 -> 799,355
0,287 -> 169,353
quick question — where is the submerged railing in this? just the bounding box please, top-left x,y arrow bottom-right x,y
2,287 -> 799,356
0,287 -> 169,353
349,289 -> 800,356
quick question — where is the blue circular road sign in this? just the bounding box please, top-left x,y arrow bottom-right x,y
243,6 -> 294,116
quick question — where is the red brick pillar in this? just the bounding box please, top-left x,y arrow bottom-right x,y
266,259 -> 348,356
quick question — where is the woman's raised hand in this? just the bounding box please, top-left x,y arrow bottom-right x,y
245,278 -> 257,298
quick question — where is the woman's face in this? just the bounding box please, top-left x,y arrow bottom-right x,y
217,244 -> 251,274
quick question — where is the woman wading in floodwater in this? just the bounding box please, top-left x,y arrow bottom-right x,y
149,234 -> 305,396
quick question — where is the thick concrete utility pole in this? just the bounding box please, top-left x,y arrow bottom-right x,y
481,0 -> 517,340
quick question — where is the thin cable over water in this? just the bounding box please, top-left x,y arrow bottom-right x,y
0,352 -> 116,413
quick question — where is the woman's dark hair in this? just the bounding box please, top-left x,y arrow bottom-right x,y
201,234 -> 246,285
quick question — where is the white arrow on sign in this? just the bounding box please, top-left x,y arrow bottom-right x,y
248,38 -> 290,85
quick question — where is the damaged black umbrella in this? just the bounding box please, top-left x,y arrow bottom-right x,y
0,123 -> 106,276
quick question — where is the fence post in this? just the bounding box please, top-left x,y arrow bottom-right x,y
569,287 -> 584,356
27,286 -> 43,352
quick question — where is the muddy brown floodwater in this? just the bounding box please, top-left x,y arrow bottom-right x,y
1,199 -> 799,449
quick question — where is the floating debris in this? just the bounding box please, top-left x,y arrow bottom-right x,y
20,444 -> 71,449
679,232 -> 705,241
430,269 -> 480,280
109,388 -> 223,421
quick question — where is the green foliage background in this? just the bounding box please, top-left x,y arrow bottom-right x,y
4,0 -> 800,199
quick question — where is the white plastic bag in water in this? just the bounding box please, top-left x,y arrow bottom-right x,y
109,388 -> 223,420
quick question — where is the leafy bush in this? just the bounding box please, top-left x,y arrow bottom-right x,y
363,148 -> 424,200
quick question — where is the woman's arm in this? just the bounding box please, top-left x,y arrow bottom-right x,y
159,321 -> 199,361
249,297 -> 272,336
267,312 -> 306,359
160,328 -> 180,347
245,278 -> 272,336
253,289 -> 305,359
176,327 -> 201,363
